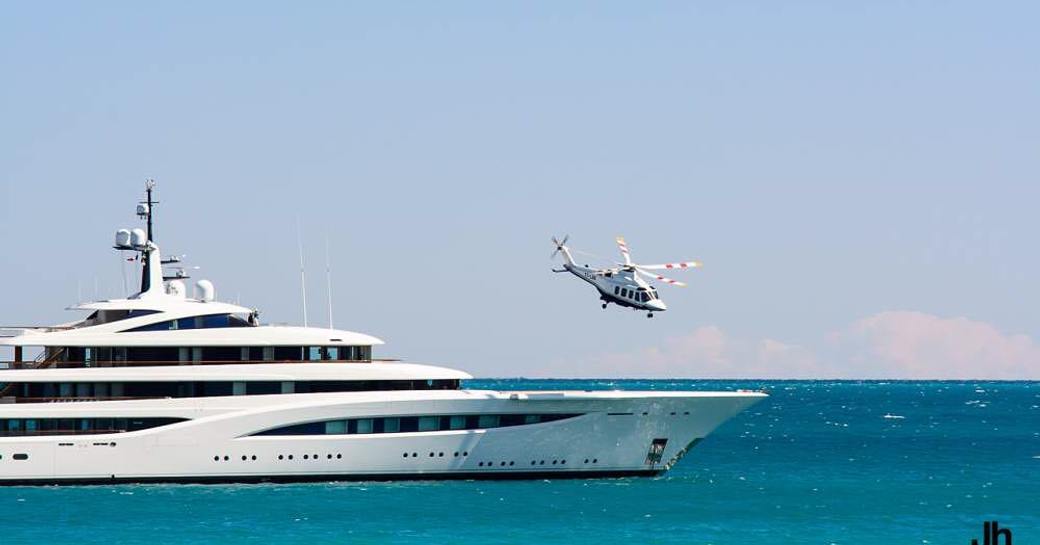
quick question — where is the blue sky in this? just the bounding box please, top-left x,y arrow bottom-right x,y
1,2 -> 1038,377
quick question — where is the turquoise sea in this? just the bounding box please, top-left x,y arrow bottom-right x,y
2,380 -> 1037,544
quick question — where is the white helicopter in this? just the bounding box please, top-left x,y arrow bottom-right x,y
551,235 -> 701,318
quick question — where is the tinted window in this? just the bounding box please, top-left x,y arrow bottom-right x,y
253,413 -> 582,436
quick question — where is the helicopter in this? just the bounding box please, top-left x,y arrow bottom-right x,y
551,235 -> 700,318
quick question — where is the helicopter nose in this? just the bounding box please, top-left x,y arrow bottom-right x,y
649,299 -> 667,311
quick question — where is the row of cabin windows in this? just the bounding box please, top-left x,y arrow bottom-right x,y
122,313 -> 252,332
613,286 -> 657,303
254,413 -> 582,436
60,345 -> 372,364
0,417 -> 188,436
2,380 -> 460,400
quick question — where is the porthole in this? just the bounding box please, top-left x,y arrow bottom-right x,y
683,411 -> 690,415
241,455 -> 247,461
454,452 -> 459,457
278,455 -> 284,460
531,460 -> 537,465
13,453 -> 28,461
412,452 -> 418,457
500,461 -> 506,467
303,455 -> 309,460
539,460 -> 545,465
462,451 -> 468,456
509,461 -> 515,466
478,462 -> 484,467
584,458 -> 589,464
313,453 -> 317,459
327,454 -> 333,460
288,455 -> 294,460
251,455 -> 257,461
561,460 -> 566,465
402,453 -> 408,458
428,452 -> 434,457
223,455 -> 229,461
213,456 -> 219,462
593,458 -> 598,463
438,452 -> 444,457
552,460 -> 557,465
336,454 -> 342,459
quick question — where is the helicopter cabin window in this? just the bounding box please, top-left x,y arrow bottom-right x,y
621,288 -> 628,298
614,286 -> 620,295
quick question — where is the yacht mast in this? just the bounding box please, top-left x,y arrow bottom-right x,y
139,179 -> 158,293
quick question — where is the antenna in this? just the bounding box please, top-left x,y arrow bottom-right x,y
325,234 -> 333,330
296,218 -> 308,327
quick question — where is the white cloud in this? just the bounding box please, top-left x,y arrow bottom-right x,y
538,311 -> 1040,379
829,310 -> 1040,379
541,325 -> 823,379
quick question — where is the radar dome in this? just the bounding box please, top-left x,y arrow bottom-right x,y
130,228 -> 147,247
196,279 -> 215,302
114,229 -> 131,248
166,279 -> 187,298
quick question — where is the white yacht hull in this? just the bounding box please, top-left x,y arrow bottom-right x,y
0,389 -> 765,484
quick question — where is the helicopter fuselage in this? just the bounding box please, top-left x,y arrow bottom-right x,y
561,263 -> 667,313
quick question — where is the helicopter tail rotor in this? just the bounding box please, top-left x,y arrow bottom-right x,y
550,234 -> 570,259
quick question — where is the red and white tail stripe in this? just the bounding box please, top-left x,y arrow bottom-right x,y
635,261 -> 702,271
615,236 -> 632,265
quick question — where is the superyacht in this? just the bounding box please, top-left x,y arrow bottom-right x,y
0,183 -> 765,484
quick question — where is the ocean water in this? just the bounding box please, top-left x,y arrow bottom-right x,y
2,380 -> 1037,544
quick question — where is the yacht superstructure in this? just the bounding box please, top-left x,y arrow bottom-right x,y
0,185 -> 765,484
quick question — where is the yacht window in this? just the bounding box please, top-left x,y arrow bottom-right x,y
4,379 -> 461,402
246,382 -> 280,395
418,416 -> 439,432
307,347 -> 322,361
203,315 -> 229,328
325,347 -> 339,360
122,314 -> 242,333
0,417 -> 188,436
253,413 -> 583,436
325,420 -> 346,434
274,346 -> 303,360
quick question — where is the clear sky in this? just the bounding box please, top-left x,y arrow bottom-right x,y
1,2 -> 1037,378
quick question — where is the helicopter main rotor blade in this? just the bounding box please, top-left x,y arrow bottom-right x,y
635,267 -> 687,287
615,236 -> 632,265
634,261 -> 702,271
